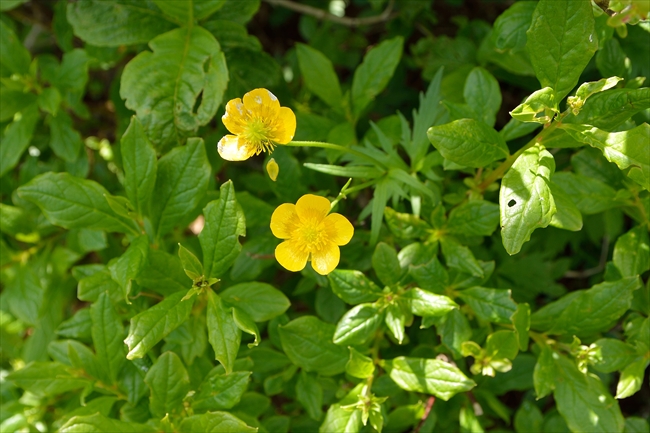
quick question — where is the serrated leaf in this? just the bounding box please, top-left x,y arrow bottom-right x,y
207,290 -> 241,374
278,316 -> 348,376
409,67 -> 447,162
500,144 -> 556,255
220,282 -> 290,322
526,0 -> 598,103
144,351 -> 190,418
200,181 -> 246,279
125,290 -> 194,359
428,119 -> 509,168
121,116 -> 157,217
384,356 -> 476,401
18,172 -> 138,234
120,26 -> 228,149
296,43 -> 342,110
150,138 -> 211,238
351,36 -> 403,117
91,293 -> 125,384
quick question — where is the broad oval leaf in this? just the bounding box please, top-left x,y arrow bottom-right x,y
333,303 -> 385,346
144,351 -> 190,419
220,282 -> 290,322
401,288 -> 458,317
328,270 -> 384,305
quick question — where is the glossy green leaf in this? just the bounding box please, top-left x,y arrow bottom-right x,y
372,242 -> 402,286
526,0 -> 598,102
57,308 -> 92,341
91,293 -> 125,384
220,282 -> 290,322
150,138 -> 211,238
121,116 -> 157,217
108,235 -> 149,302
548,181 -> 583,232
193,371 -> 250,412
492,1 -> 537,52
296,370 -> 323,421
278,316 -> 348,376
384,356 -> 476,400
77,268 -> 121,303
296,43 -> 342,110
333,303 -> 384,346
18,172 -> 138,234
511,303 -> 530,351
590,339 -> 638,373
613,225 -> 650,278
533,346 -> 556,399
459,287 -> 517,324
568,76 -> 624,114
48,111 -> 82,162
153,0 -> 226,22
409,67 -> 447,162
428,119 -> 509,168
178,411 -> 257,433
383,207 -> 431,240
207,290 -> 241,374
320,405 -> 363,433
464,66 -> 501,126
328,270 -> 383,305
563,88 -> 650,130
60,413 -> 155,432
500,144 -> 556,255
616,358 -> 649,399
136,250 -> 190,296
144,351 -> 190,418
7,362 -> 90,397
0,104 -> 39,178
409,256 -> 448,294
440,237 -> 484,278
510,87 -> 557,124
551,172 -> 620,215
303,163 -> 384,179
402,288 -> 457,317
351,36 -> 403,117
120,27 -> 228,149
232,307 -> 260,348
514,400 -> 543,433
200,181 -> 246,279
178,244 -> 204,280
0,19 -> 30,75
345,347 -> 374,379
446,200 -> 500,237
125,290 -> 194,359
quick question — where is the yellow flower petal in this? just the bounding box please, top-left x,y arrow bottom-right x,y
324,213 -> 354,246
270,106 -> 296,144
217,135 -> 256,161
270,203 -> 298,239
243,88 -> 280,120
296,194 -> 331,222
275,240 -> 309,272
266,158 -> 279,181
311,242 -> 340,275
222,98 -> 247,135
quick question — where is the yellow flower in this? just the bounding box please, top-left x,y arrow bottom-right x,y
271,194 -> 354,275
218,88 -> 296,161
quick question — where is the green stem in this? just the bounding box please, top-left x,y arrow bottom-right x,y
477,121 -> 560,192
330,179 -> 377,210
285,141 -> 387,169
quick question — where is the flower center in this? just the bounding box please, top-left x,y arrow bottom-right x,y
297,220 -> 326,252
244,117 -> 275,154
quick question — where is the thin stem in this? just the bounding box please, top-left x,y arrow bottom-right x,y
286,141 -> 387,169
412,396 -> 436,433
477,121 -> 559,192
263,0 -> 397,27
330,179 -> 377,210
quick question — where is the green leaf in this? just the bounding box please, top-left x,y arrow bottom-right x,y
410,256 -> 448,295
351,36 -> 403,117
464,67 -> 501,127
428,119 -> 509,168
529,290 -> 583,332
296,370 -> 323,421
144,351 -> 190,418
0,0 -> 27,11
409,67 -> 447,162
91,293 -> 125,384
561,123 -> 650,190
616,358 -> 649,399
7,362 -> 89,397
440,237 -> 484,278
120,27 -> 228,149
303,163 -> 384,179
296,43 -> 342,110
121,116 -> 157,217
125,290 -> 195,359
232,307 -> 260,348
57,308 -> 92,341
567,77 -> 624,114
553,355 -> 624,433
370,178 -> 390,245
500,144 -> 556,255
333,303 -> 384,346
48,111 -> 82,162
511,303 -> 530,351
613,225 -> 650,278
509,87 -> 557,124
60,413 -> 155,432
178,244 -> 204,280
590,339 -> 638,373
596,39 -> 627,79
0,104 -> 39,178
4,265 -> 45,325
222,48 -> 280,102
383,207 -> 431,241
514,400 -> 543,433
136,250 -> 190,296
220,282 -> 290,322
0,19 -> 30,75
207,290 -> 241,374
526,0 -> 598,103
492,1 -> 537,52
1,87 -> 37,122
193,371 -> 250,412
150,138 -> 211,238
533,346 -> 556,399
372,242 -> 402,286
624,417 -> 650,433
17,172 -> 138,234
548,181 -> 583,232
345,347 -> 374,379
402,288 -> 457,317
178,411 -> 256,433
77,268 -> 121,303
108,235 -> 149,302
278,315 -> 348,376
320,405 -> 363,433
384,302 -> 406,344
486,330 -> 519,361
446,200 -> 500,237
153,0 -> 226,22
459,287 -> 517,324
551,172 -> 620,215
564,88 -> 650,130
66,0 -> 177,47
200,180 -> 246,279
383,356 -> 476,401
328,270 -> 384,304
